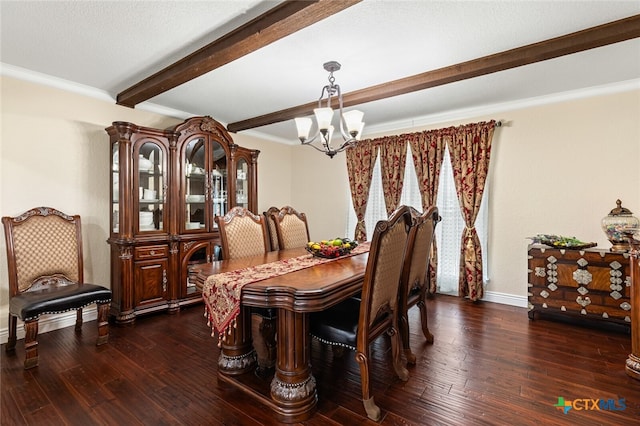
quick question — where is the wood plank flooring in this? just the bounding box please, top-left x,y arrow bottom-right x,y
2,295 -> 639,425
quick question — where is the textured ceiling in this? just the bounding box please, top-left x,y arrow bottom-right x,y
1,1 -> 639,144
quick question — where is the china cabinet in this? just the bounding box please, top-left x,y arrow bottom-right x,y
106,116 -> 259,324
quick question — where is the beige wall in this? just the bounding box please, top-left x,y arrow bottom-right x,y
1,75 -> 639,339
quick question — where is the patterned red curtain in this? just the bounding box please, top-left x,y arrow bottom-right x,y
409,130 -> 446,294
346,140 -> 379,242
446,121 -> 496,301
380,135 -> 408,215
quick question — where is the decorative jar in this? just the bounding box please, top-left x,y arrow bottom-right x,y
601,199 -> 639,252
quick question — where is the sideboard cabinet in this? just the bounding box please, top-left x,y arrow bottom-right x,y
107,116 -> 259,324
527,244 -> 632,327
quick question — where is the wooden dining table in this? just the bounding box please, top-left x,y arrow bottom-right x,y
193,246 -> 369,423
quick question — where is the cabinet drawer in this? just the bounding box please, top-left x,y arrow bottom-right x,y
134,245 -> 168,260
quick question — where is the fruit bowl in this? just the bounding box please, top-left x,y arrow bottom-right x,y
306,238 -> 358,259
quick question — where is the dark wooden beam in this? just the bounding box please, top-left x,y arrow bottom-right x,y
116,0 -> 361,108
227,14 -> 640,133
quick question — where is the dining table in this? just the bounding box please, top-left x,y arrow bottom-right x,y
193,244 -> 370,423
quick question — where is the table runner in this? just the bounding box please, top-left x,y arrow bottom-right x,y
203,243 -> 370,346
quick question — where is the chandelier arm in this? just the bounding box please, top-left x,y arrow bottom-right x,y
319,85 -> 330,108
304,141 -> 333,154
335,139 -> 356,153
334,83 -> 353,141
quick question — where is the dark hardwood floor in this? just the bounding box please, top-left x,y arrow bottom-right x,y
2,295 -> 639,425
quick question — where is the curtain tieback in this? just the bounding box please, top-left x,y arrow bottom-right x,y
464,227 -> 478,261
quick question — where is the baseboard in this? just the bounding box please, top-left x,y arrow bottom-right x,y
482,290 -> 528,308
0,307 -> 97,344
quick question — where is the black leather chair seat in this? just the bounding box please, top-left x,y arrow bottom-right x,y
310,297 -> 361,349
10,284 -> 112,321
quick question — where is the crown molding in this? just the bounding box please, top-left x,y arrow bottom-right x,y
1,62 -> 114,102
0,62 -> 194,120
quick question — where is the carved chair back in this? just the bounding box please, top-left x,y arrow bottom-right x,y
215,207 -> 269,260
271,206 -> 310,250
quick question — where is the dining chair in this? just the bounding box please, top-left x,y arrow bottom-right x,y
309,205 -> 413,421
215,206 -> 269,260
214,207 -> 275,376
398,206 -> 440,365
263,206 -> 280,251
2,206 -> 112,369
270,205 -> 310,249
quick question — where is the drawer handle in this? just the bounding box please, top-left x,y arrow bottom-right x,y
150,250 -> 156,256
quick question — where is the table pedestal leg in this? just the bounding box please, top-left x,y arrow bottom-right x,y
269,309 -> 317,422
218,306 -> 256,375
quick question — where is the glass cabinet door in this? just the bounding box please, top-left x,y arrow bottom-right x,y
211,141 -> 227,227
111,142 -> 119,233
236,158 -> 249,208
138,142 -> 165,232
185,138 -> 207,231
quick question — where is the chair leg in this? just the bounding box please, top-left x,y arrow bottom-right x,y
356,350 -> 380,421
23,319 -> 39,369
251,314 -> 276,377
399,309 -> 416,365
6,314 -> 17,353
96,302 -> 110,346
75,308 -> 83,331
389,327 -> 409,382
417,300 -> 434,344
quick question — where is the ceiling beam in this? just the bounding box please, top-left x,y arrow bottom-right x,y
116,0 -> 361,108
227,14 -> 640,133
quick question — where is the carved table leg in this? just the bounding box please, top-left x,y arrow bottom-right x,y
269,309 -> 317,422
218,306 -> 256,375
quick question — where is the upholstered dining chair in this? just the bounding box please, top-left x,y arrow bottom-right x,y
263,206 -> 280,251
214,207 -> 275,375
2,206 -> 112,369
398,206 -> 440,365
215,207 -> 269,260
309,205 -> 413,421
270,205 -> 310,249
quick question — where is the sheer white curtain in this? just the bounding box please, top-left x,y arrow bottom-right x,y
346,144 -> 489,295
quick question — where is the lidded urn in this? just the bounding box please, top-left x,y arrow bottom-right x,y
601,199 -> 639,252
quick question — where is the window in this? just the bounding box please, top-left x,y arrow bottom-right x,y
346,145 -> 489,295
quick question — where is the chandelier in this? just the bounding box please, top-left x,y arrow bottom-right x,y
294,61 -> 365,158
